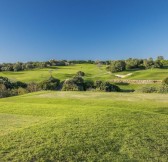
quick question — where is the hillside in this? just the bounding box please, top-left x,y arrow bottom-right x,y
0,64 -> 168,83
0,91 -> 168,161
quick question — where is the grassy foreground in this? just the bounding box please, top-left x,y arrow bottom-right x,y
0,91 -> 168,161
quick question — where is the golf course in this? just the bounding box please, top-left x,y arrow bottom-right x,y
0,91 -> 168,161
0,64 -> 168,82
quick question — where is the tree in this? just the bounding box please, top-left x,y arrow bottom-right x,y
125,58 -> 140,70
157,56 -> 164,61
109,60 -> 126,72
154,60 -> 163,68
13,63 -> 22,71
25,63 -> 34,70
143,58 -> 154,69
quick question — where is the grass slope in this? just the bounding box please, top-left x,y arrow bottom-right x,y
0,91 -> 168,161
0,64 -> 168,83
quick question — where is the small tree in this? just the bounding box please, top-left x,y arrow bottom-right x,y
109,60 -> 126,73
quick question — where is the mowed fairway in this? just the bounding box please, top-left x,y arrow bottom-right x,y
0,64 -> 168,83
0,64 -> 113,82
0,91 -> 168,161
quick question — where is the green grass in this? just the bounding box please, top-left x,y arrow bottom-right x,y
126,68 -> 168,80
0,64 -> 113,83
0,64 -> 168,83
0,91 -> 168,161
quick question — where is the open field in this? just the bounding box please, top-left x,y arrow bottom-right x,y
0,64 -> 168,83
0,91 -> 168,161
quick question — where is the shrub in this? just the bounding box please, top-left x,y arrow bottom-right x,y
163,77 -> 168,85
0,77 -> 13,89
94,80 -> 120,92
39,76 -> 60,90
17,87 -> 28,95
12,81 -> 27,89
76,71 -> 85,77
0,84 -> 10,98
62,76 -> 84,91
27,82 -> 40,92
157,85 -> 168,93
137,86 -> 158,93
84,80 -> 94,90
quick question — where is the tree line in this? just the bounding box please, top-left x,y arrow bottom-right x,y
107,56 -> 167,73
0,60 -> 68,72
0,56 -> 167,72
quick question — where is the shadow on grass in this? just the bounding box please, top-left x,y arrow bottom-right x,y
115,82 -> 130,86
2,72 -> 25,75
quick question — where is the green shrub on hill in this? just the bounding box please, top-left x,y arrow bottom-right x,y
76,71 -> 85,77
0,84 -> 10,98
12,81 -> 27,89
95,80 -> 120,92
84,80 -> 94,90
0,77 -> 13,89
62,76 -> 84,91
157,85 -> 168,93
137,86 -> 158,93
27,82 -> 40,92
163,77 -> 168,85
39,76 -> 60,90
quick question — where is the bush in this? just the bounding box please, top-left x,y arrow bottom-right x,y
0,77 -> 13,89
39,76 -> 60,90
157,85 -> 168,93
0,84 -> 10,98
62,76 -> 84,91
137,86 -> 158,93
17,87 -> 28,95
163,77 -> 168,85
27,82 -> 40,92
94,80 -> 120,92
76,71 -> 85,77
84,80 -> 94,90
12,81 -> 27,89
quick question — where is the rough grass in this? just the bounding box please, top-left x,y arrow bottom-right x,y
0,91 -> 168,161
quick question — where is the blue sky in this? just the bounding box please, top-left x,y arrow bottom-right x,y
0,0 -> 168,62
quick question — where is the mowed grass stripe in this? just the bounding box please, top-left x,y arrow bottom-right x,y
0,107 -> 168,161
0,113 -> 53,136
